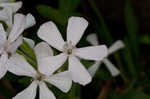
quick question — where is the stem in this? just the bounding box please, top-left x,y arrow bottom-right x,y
16,50 -> 37,68
97,80 -> 112,99
114,53 -> 128,81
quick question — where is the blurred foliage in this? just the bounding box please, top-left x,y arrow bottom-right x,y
0,0 -> 150,99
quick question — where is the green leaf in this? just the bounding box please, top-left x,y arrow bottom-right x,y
140,35 -> 150,45
58,0 -> 81,18
36,5 -> 67,25
88,0 -> 113,45
19,77 -> 31,87
123,38 -> 137,78
124,0 -> 140,77
124,0 -> 139,39
124,0 -> 140,62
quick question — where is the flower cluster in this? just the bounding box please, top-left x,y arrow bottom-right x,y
0,0 -> 124,99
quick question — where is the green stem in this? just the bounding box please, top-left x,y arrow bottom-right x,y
16,50 -> 37,68
114,53 -> 128,81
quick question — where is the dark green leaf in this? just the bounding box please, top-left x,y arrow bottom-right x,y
124,0 -> 140,63
19,77 -> 32,87
36,5 -> 67,25
88,0 -> 113,45
58,0 -> 81,18
140,35 -> 150,45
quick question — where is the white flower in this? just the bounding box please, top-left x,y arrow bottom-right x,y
87,34 -> 125,77
0,13 -> 35,79
0,0 -> 22,28
37,17 -> 108,85
6,42 -> 72,99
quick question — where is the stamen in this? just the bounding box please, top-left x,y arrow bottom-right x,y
35,71 -> 45,81
63,41 -> 74,55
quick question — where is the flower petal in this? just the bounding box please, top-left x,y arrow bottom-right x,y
39,82 -> 56,99
88,61 -> 101,77
0,24 -> 6,46
69,56 -> 92,85
7,53 -> 37,77
0,0 -> 9,3
37,21 -> 65,51
7,36 -> 23,53
13,81 -> 38,99
103,58 -> 120,77
108,40 -> 125,55
23,37 -> 35,48
8,13 -> 26,43
0,53 -> 8,79
24,13 -> 36,29
34,42 -> 53,60
38,53 -> 67,75
67,17 -> 88,46
2,7 -> 13,28
74,45 -> 108,61
86,33 -> 99,46
0,1 -> 22,13
44,71 -> 72,93
0,8 -> 8,23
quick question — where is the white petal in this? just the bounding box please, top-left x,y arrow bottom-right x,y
24,13 -> 36,29
0,0 -> 9,3
67,17 -> 88,46
0,1 -> 22,13
34,42 -> 53,60
69,56 -> 92,85
0,53 -> 8,79
8,13 -> 26,43
38,53 -> 67,75
7,36 -> 23,53
44,71 -> 72,93
86,33 -> 99,46
39,82 -> 56,99
37,21 -> 65,51
103,58 -> 120,77
88,61 -> 101,77
0,24 -> 6,46
2,7 -> 13,28
13,81 -> 38,99
7,53 -> 37,77
0,8 -> 8,22
74,45 -> 108,61
23,37 -> 35,48
108,40 -> 125,55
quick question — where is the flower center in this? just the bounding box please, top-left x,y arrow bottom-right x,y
35,71 -> 45,81
63,41 -> 75,55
